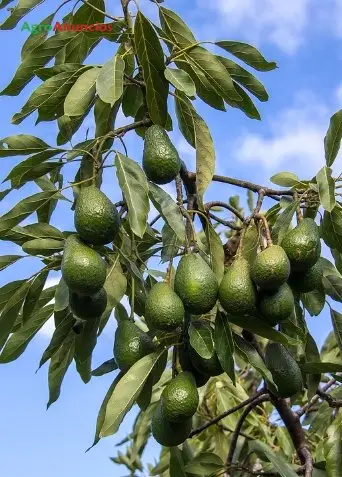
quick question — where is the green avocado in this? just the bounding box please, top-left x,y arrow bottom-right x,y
219,257 -> 257,315
145,282 -> 184,331
174,254 -> 219,315
61,235 -> 107,295
151,402 -> 192,447
258,283 -> 294,326
142,125 -> 181,184
251,245 -> 290,290
178,345 -> 210,388
114,320 -> 155,372
265,342 -> 303,398
161,372 -> 199,422
69,287 -> 107,320
289,260 -> 323,293
282,218 -> 321,271
74,186 -> 120,245
189,321 -> 223,377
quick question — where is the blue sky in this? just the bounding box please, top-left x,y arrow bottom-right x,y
0,1 -> 342,476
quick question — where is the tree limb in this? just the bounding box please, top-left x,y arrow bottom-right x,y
205,201 -> 244,222
316,388 -> 342,408
296,379 -> 337,417
208,212 -> 242,230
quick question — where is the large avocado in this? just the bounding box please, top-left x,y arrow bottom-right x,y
69,287 -> 107,320
289,260 -> 323,293
61,235 -> 107,295
161,372 -> 199,422
282,218 -> 321,271
142,125 -> 181,184
258,283 -> 294,326
145,282 -> 184,331
251,245 -> 290,290
151,402 -> 192,447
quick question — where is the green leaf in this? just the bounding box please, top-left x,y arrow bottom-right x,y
101,254 -> 127,330
316,166 -> 336,212
64,67 -> 100,117
206,222 -> 224,283
271,198 -> 299,244
174,91 -> 195,147
170,447 -> 187,477
305,333 -> 321,400
92,358 -> 118,376
189,321 -> 215,359
215,311 -> 235,384
22,269 -> 49,322
330,308 -> 342,356
325,109 -> 342,167
324,413 -> 342,477
161,223 -> 181,263
21,13 -> 55,59
323,275 -> 342,303
321,207 -> 342,253
240,222 -> 259,264
302,287 -> 325,316
184,453 -> 224,476
0,280 -> 26,313
300,362 -> 342,373
0,304 -> 54,363
0,0 -> 44,30
122,84 -> 144,118
0,134 -> 50,157
159,7 -> 196,48
99,351 -> 164,437
216,41 -> 277,71
39,311 -> 75,368
47,332 -> 75,408
115,152 -> 149,238
164,67 -> 195,96
134,11 -> 168,127
225,81 -> 261,120
148,182 -> 185,242
0,254 -> 23,271
270,172 -> 300,187
74,317 -> 99,383
22,238 -> 64,256
249,440 -> 298,477
96,54 -> 124,106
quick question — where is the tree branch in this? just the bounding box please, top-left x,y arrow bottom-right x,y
79,0 -> 122,21
205,201 -> 244,222
296,379 -> 337,417
316,389 -> 342,408
208,212 -> 242,230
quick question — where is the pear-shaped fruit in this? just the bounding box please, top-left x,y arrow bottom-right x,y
188,321 -> 223,377
258,283 -> 294,326
113,320 -> 155,372
142,125 -> 181,184
145,282 -> 184,331
219,257 -> 257,315
282,218 -> 321,271
251,245 -> 290,290
289,260 -> 323,293
151,402 -> 192,447
174,254 -> 219,315
161,372 -> 199,422
74,186 -> 120,245
69,287 -> 107,320
61,235 -> 106,295
265,342 -> 303,398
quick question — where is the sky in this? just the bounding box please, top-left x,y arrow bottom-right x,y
0,1 -> 342,476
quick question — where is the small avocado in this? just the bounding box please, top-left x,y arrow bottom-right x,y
74,186 -> 120,245
145,282 -> 184,331
142,125 -> 181,184
219,257 -> 257,315
151,402 -> 192,447
188,321 -> 223,377
258,283 -> 294,326
265,342 -> 303,398
282,218 -> 321,271
178,346 -> 210,388
251,245 -> 290,290
161,372 -> 199,422
114,320 -> 155,372
61,235 -> 106,295
289,260 -> 323,293
174,254 -> 219,315
69,288 -> 107,320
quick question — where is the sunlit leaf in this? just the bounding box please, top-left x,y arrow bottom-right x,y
316,166 -> 336,212
325,109 -> 342,167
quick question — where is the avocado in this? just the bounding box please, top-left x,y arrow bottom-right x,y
74,186 -> 120,245
282,218 -> 321,271
188,321 -> 223,377
61,235 -> 106,295
114,320 -> 155,372
289,260 -> 323,293
151,402 -> 192,447
258,283 -> 294,326
178,345 -> 210,388
69,288 -> 107,320
265,342 -> 303,398
145,282 -> 184,331
142,125 -> 181,184
219,257 -> 257,315
174,254 -> 219,315
251,245 -> 290,290
161,372 -> 199,422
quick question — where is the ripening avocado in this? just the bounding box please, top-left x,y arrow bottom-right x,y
289,260 -> 323,293
174,254 -> 219,315
145,282 -> 184,331
282,218 -> 321,271
161,372 -> 199,422
265,342 -> 303,398
142,125 -> 181,184
114,320 -> 155,372
69,288 -> 107,320
219,257 -> 257,315
258,283 -> 294,326
188,321 -> 223,377
178,346 -> 210,388
251,245 -> 290,290
61,235 -> 107,295
74,186 -> 120,245
151,402 -> 192,447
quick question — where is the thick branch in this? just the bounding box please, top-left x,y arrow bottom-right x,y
316,389 -> 342,408
190,389 -> 268,438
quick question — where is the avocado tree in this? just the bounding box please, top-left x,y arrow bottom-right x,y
0,1 -> 342,476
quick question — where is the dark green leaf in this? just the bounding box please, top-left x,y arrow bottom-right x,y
324,413 -> 342,477
21,13 -> 55,59
330,308 -> 342,356
0,280 -> 26,313
122,84 -> 144,118
170,447 -> 187,477
325,109 -> 342,167
104,254 -> 128,310
323,275 -> 342,303
316,166 -> 336,212
240,222 -> 259,264
96,54 -> 124,106
271,199 -> 299,244
22,238 -> 64,256
174,91 -> 195,147
0,0 -> 45,30
159,7 -> 196,48
0,254 -> 23,271
0,134 -> 50,157
321,207 -> 342,253
161,223 -> 181,263
164,67 -> 195,96
216,41 -> 277,71
302,287 -> 325,316
189,321 -> 214,359
64,67 -> 100,117
300,362 -> 342,373
39,310 -> 75,368
92,358 -> 118,376
249,440 -> 298,477
184,453 -> 224,476
206,222 -> 224,282
22,269 -> 49,322
305,334 -> 321,400
75,317 -> 99,383
215,311 -> 235,384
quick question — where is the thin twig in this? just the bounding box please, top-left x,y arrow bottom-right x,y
208,212 -> 242,230
255,214 -> 273,247
297,379 -> 337,417
79,0 -> 122,21
205,201 -> 244,222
